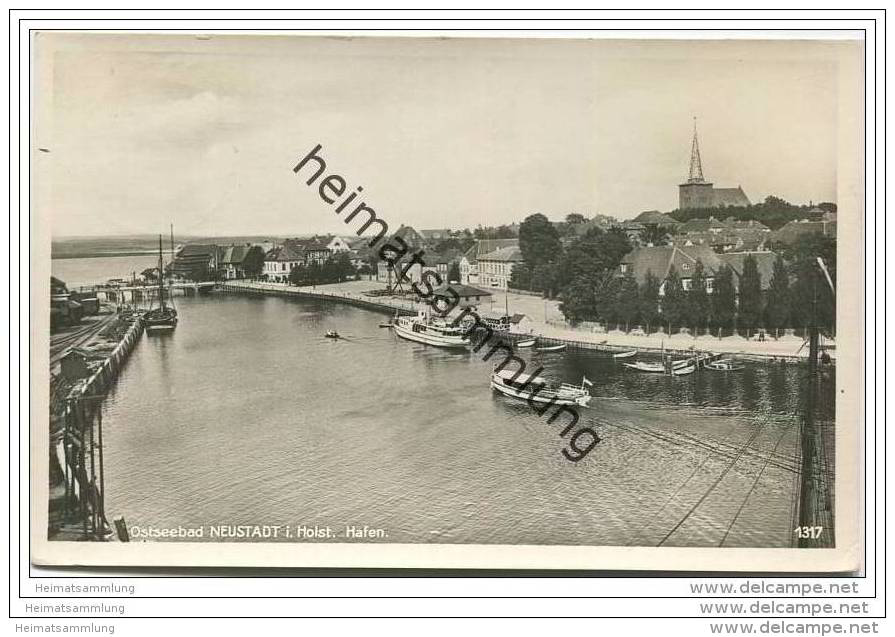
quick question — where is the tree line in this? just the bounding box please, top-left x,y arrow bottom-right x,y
286,253 -> 357,286
509,213 -> 835,336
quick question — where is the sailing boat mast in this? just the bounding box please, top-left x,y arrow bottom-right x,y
157,235 -> 166,310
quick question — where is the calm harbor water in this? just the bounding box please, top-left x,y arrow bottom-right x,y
97,290 -> 835,548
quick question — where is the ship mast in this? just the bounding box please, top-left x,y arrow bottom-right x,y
157,234 -> 166,310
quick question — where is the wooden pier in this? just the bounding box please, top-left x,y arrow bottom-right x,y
49,312 -> 145,541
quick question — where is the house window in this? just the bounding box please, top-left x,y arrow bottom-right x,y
620,264 -> 629,273
682,279 -> 692,291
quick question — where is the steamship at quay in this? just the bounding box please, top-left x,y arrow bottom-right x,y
392,312 -> 470,349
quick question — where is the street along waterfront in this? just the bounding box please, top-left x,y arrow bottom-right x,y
101,293 -> 834,547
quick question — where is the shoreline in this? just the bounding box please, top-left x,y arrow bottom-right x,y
217,280 -> 827,365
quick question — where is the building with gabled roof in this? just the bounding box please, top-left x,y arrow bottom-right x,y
172,244 -> 218,280
217,244 -> 265,280
620,244 -> 722,294
476,246 -> 524,289
459,238 -> 519,285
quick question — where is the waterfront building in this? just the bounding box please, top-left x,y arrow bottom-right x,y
263,241 -> 306,283
218,244 -> 265,280
718,251 -> 777,290
620,244 -> 721,294
619,244 -> 778,295
678,121 -> 751,210
459,238 -> 519,285
298,237 -> 333,265
430,283 -> 492,310
476,246 -> 524,289
172,244 -> 219,281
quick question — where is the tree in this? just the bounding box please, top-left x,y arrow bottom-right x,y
531,263 -> 560,298
638,270 -> 661,333
711,265 -> 737,332
518,213 -> 562,269
559,275 -> 597,323
614,272 -> 641,331
737,254 -> 764,332
764,253 -> 791,333
556,227 -> 630,292
565,213 -> 587,225
508,263 -> 532,291
790,234 -> 835,334
447,262 -> 461,284
661,266 -> 687,331
687,259 -> 711,333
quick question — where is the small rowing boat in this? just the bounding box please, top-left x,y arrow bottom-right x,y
516,339 -> 536,348
378,322 -> 393,328
623,361 -> 665,373
535,343 -> 566,352
490,369 -> 592,407
613,350 -> 638,359
705,359 -> 744,372
325,330 -> 340,339
624,359 -> 692,374
672,364 -> 697,376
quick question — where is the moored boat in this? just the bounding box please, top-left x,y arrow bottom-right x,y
144,234 -> 178,334
535,343 -> 566,352
490,369 -> 592,407
623,359 -> 692,374
393,313 -> 469,349
325,330 -> 340,339
623,361 -> 665,373
672,364 -> 697,376
705,359 -> 744,371
516,339 -> 536,348
613,350 -> 638,359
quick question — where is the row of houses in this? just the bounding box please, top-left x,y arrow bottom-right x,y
618,244 -> 778,295
171,243 -> 267,281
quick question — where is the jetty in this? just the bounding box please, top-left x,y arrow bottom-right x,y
49,307 -> 145,541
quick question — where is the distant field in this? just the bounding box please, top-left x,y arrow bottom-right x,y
52,234 -> 289,259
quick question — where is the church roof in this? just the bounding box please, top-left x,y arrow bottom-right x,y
711,187 -> 751,208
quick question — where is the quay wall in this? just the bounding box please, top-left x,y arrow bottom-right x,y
217,281 -> 420,317
216,281 -> 811,365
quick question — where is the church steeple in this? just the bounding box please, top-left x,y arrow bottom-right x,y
687,117 -> 705,184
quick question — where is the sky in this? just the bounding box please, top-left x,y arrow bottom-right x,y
36,34 -> 857,238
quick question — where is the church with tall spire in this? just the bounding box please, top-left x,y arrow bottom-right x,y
678,119 -> 751,210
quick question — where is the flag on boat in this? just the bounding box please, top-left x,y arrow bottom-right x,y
582,376 -> 593,387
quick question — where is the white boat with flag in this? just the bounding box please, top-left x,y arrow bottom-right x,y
490,369 -> 592,407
